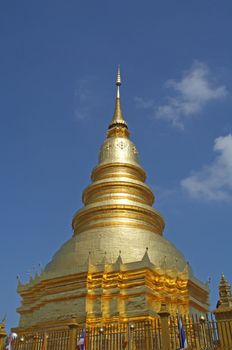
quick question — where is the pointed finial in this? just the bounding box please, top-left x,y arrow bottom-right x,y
108,66 -> 128,130
116,65 -> 121,86
116,65 -> 121,98
1,313 -> 7,324
142,248 -> 151,265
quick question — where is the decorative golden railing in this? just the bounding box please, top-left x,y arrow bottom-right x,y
1,313 -> 232,350
10,330 -> 69,350
85,320 -> 162,350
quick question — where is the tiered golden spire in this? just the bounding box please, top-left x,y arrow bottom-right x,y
218,273 -> 232,308
15,67 -> 209,331
72,66 -> 165,238
108,66 -> 128,130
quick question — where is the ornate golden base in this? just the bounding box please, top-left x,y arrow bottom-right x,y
17,252 -> 209,332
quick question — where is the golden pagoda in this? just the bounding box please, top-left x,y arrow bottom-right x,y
15,67 -> 209,336
214,273 -> 232,318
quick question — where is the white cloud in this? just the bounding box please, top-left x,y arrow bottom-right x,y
136,62 -> 228,128
181,134 -> 232,201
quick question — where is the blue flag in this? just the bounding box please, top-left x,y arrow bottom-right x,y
178,316 -> 187,349
77,329 -> 86,350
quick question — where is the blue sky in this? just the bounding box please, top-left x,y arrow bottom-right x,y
1,1 -> 232,330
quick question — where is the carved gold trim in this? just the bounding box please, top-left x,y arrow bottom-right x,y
91,163 -> 146,182
72,204 -> 165,234
17,264 -> 208,330
83,181 -> 154,206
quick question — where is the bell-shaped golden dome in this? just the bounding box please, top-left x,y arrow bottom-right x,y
16,68 -> 209,331
44,67 -> 191,278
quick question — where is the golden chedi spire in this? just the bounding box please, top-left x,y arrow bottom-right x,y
42,67 -> 191,279
72,67 -> 164,238
108,65 -> 128,130
214,273 -> 232,325
16,68 -> 209,331
218,273 -> 232,308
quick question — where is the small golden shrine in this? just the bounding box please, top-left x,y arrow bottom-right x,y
14,68 -> 209,335
214,273 -> 232,319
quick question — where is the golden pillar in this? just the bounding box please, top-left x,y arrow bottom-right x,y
68,320 -> 78,350
158,303 -> 171,350
42,334 -> 48,350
